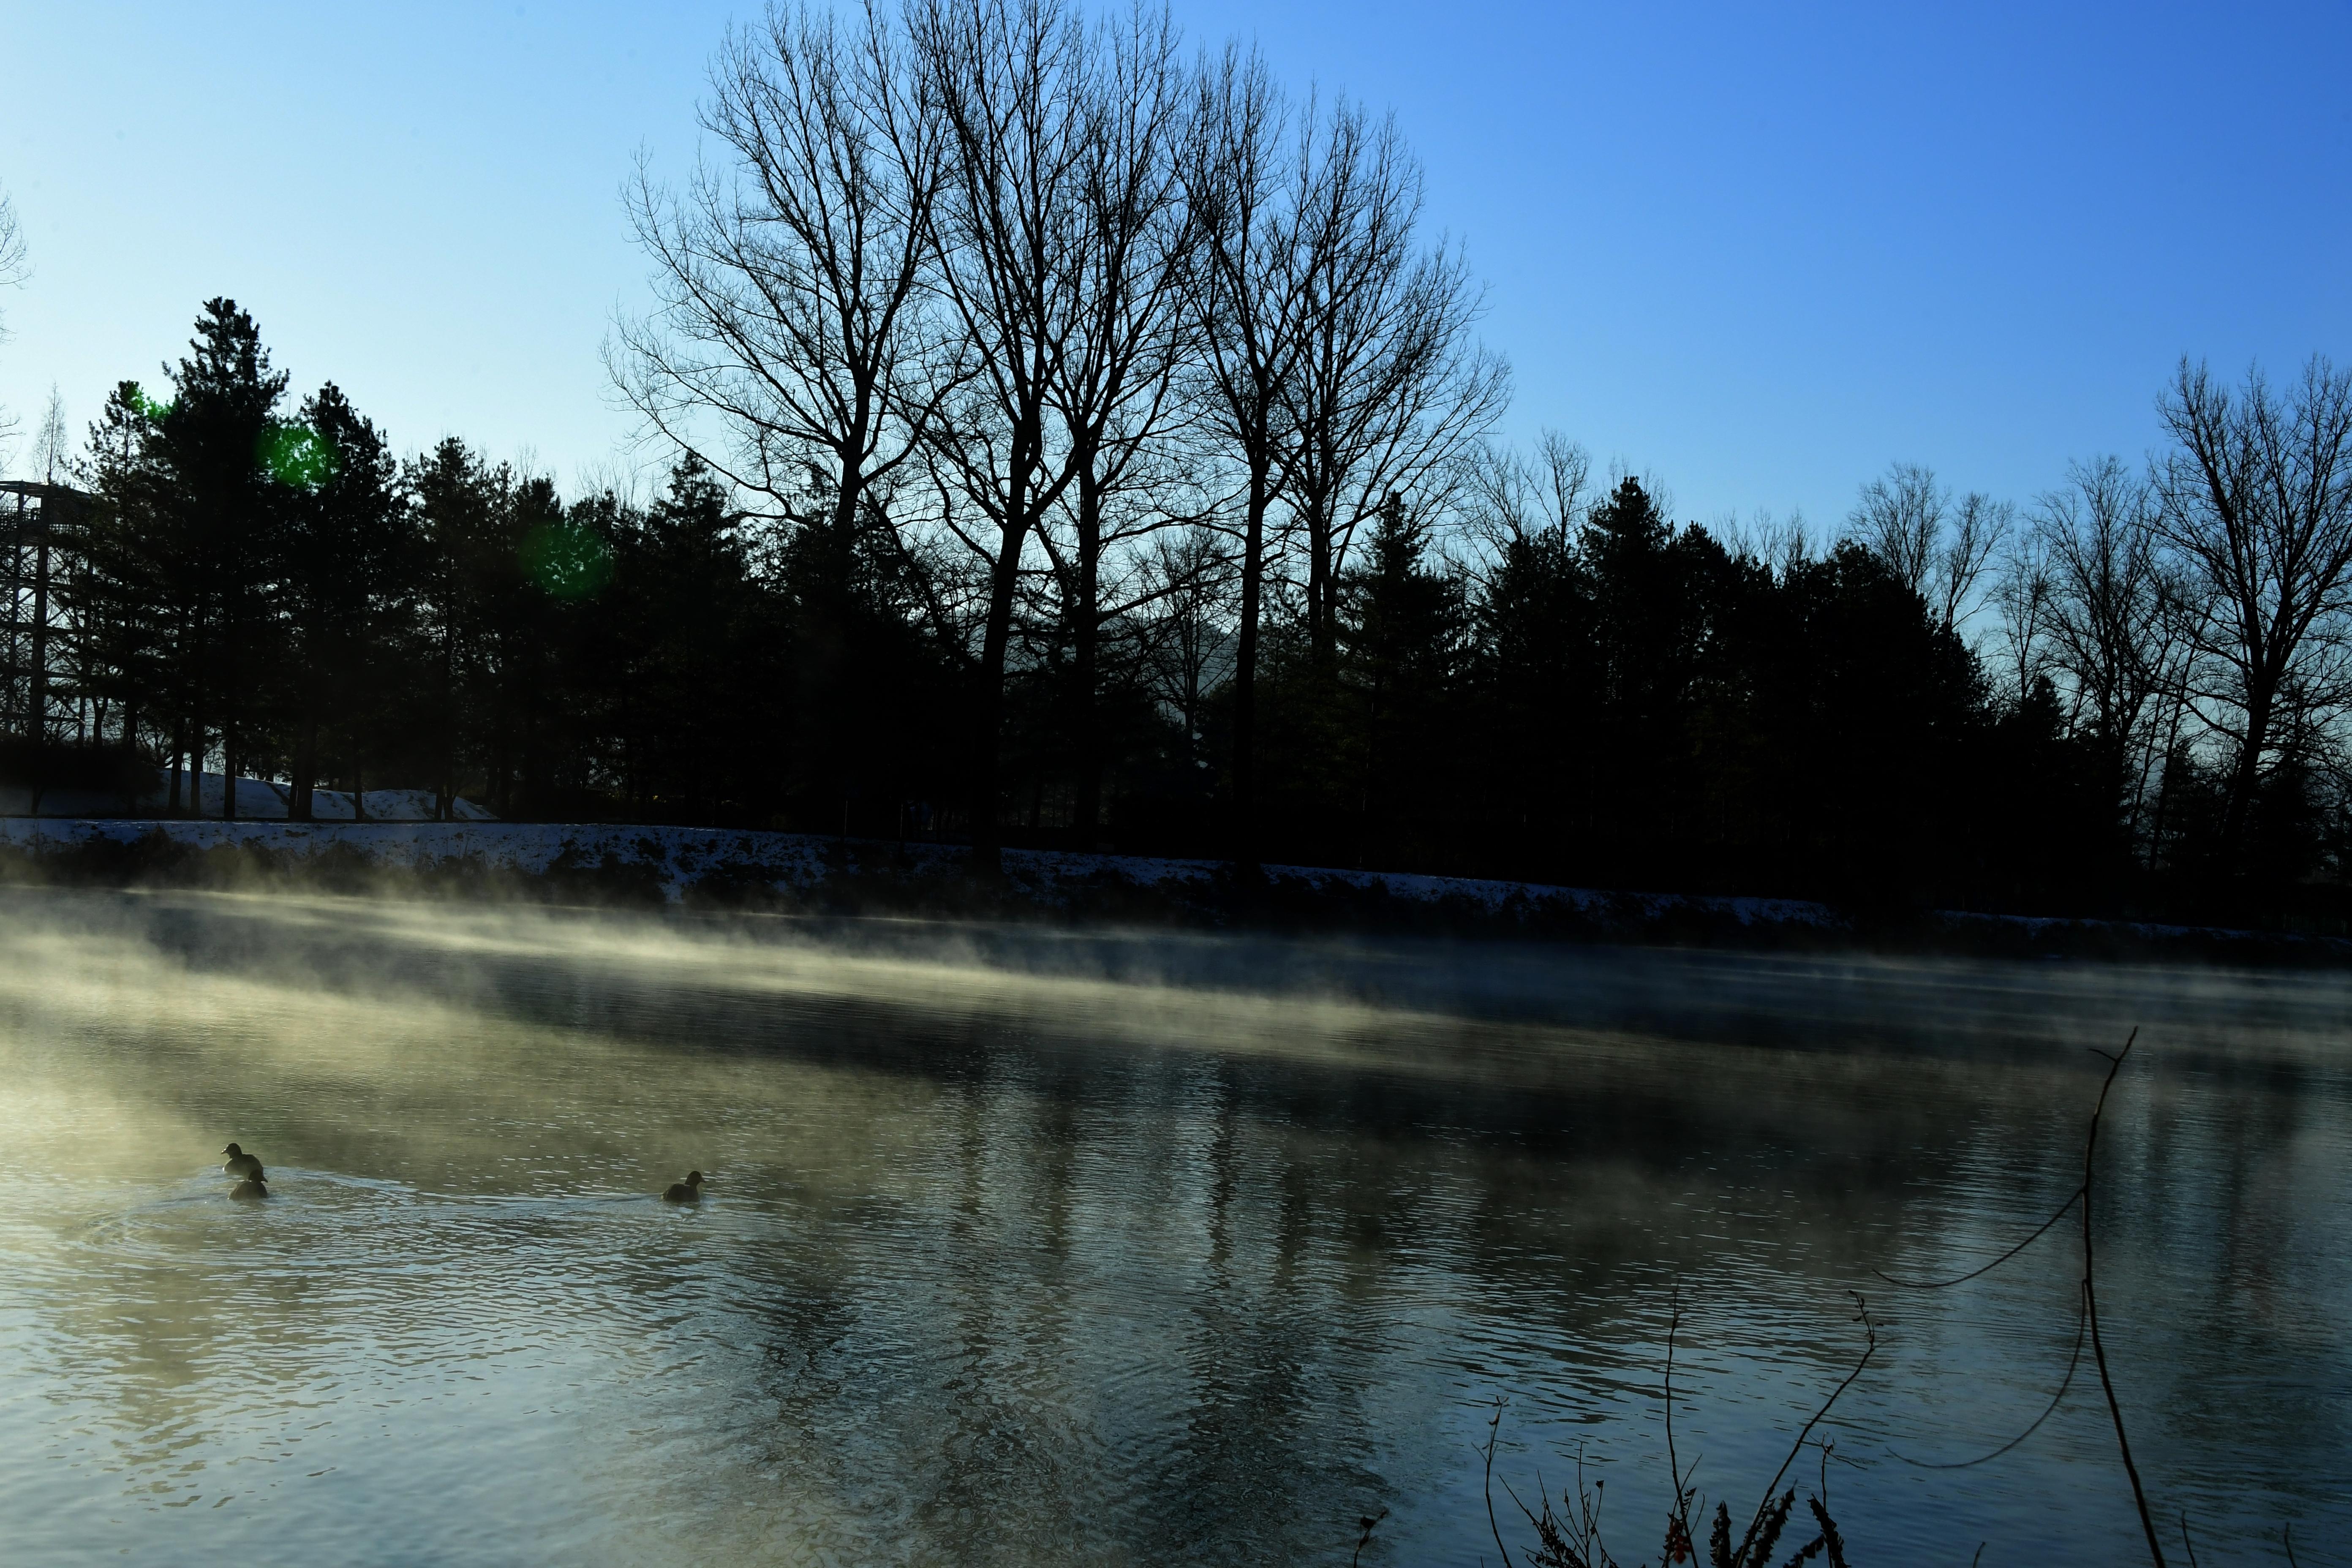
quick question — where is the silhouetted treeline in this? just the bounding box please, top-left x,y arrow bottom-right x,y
8,0 -> 2349,929
43,299 -> 957,832
11,293 -> 2348,925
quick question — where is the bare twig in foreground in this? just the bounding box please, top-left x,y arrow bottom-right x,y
2083,1030 -> 2164,1566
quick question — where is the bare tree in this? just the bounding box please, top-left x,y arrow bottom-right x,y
1848,461 -> 1943,594
32,387 -> 67,485
1990,527 -> 2054,704
613,0 -> 951,540
2153,356 -> 2352,852
0,183 -> 24,327
2033,455 -> 2174,835
908,0 -> 1101,870
1180,43 -> 1318,868
0,182 -> 25,460
1030,0 -> 1196,835
1462,430 -> 1589,570
1846,461 -> 2007,632
2136,614 -> 2208,875
1136,522 -> 1233,770
1275,96 -> 1508,668
1717,504 -> 1812,578
1941,490 -> 2010,632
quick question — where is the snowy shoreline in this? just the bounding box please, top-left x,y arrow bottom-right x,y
0,769 -> 495,822
0,815 -> 2339,962
0,814 -> 1818,915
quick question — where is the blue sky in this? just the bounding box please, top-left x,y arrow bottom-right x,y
1,0 -> 2345,531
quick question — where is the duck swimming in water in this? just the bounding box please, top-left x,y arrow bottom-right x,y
223,1143 -> 263,1179
230,1174 -> 269,1201
662,1171 -> 705,1203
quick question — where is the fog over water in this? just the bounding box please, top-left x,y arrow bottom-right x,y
0,888 -> 2344,1564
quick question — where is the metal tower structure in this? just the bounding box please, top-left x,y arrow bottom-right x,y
0,479 -> 91,743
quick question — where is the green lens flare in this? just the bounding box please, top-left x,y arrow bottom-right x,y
260,422 -> 339,489
520,520 -> 614,600
128,384 -> 175,422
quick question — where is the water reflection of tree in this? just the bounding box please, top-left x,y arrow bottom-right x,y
6,898 -> 2349,1561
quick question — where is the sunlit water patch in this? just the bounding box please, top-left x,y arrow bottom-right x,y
0,888 -> 2344,1564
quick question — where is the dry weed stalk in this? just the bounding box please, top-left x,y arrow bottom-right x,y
1481,1290 -> 1874,1568
1878,1030 -> 2175,1565
1441,1029 -> 2308,1568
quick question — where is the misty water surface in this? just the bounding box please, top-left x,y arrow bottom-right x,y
0,887 -> 2344,1565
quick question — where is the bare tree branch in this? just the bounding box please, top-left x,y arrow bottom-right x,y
2152,357 -> 2352,855
610,0 -> 955,536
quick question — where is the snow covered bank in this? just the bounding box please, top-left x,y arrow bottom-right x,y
0,816 -> 1235,907
0,770 -> 495,822
0,816 -> 2338,961
0,815 -> 1837,927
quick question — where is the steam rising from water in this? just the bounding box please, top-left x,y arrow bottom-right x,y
0,888 -> 2345,1563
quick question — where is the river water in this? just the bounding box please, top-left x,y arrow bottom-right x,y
0,888 -> 2342,1565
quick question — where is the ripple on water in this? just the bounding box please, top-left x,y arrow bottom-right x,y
0,896 -> 2347,1567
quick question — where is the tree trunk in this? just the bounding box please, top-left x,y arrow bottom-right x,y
182,616 -> 204,817
293,706 -> 318,821
2144,685 -> 2190,875
1305,493 -> 1334,672
192,718 -> 209,817
121,703 -> 140,814
492,675 -> 514,818
2223,679 -> 2276,863
1230,455 -> 1271,872
1072,463 -> 1104,838
968,437 -> 1035,877
522,679 -> 539,822
222,578 -> 241,820
969,516 -> 1025,874
440,606 -> 457,822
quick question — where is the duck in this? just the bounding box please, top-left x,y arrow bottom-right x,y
662,1171 -> 706,1204
222,1143 -> 264,1179
230,1174 -> 270,1201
